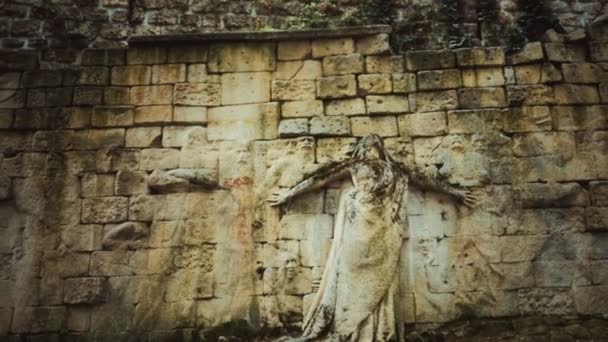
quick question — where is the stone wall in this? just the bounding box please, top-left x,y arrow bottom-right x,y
1,0 -> 607,65
0,26 -> 608,341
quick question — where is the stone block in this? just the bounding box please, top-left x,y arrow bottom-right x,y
0,175 -> 10,200
448,108 -> 503,133
208,42 -> 275,72
513,132 -> 575,157
278,40 -> 311,60
311,38 -> 354,58
545,43 -> 586,62
458,87 -> 507,109
64,277 -> 107,304
325,98 -> 366,116
111,65 -> 151,85
463,67 -> 505,87
151,64 -> 186,84
81,49 -> 126,66
534,261 -> 576,287
140,148 -> 179,170
399,112 -> 446,137
405,50 -> 455,71
587,207 -> 608,232
66,306 -> 91,332
351,116 -> 398,137
455,47 -> 505,66
491,262 -> 534,290
130,85 -> 173,105
392,73 -> 416,93
11,306 -> 66,333
81,173 -> 115,197
517,183 -> 589,208
167,46 -> 208,63
591,42 -> 608,62
91,304 -> 134,332
222,72 -> 271,105
73,87 -> 103,105
279,214 -> 333,240
0,109 -> 13,128
309,116 -> 350,136
173,106 -> 206,123
563,63 -> 608,83
507,85 -> 554,105
356,34 -> 390,55
71,129 -> 125,150
508,42 -> 544,64
125,127 -> 161,148
501,235 -> 546,262
590,181 -> 608,206
115,170 -> 148,195
0,89 -> 24,109
61,224 -> 103,252
134,105 -> 172,124
322,53 -> 364,76
127,47 -> 167,65
279,119 -> 309,137
365,55 -> 404,73
357,74 -> 391,94
78,67 -> 110,86
281,100 -> 323,118
22,70 -> 63,88
418,69 -> 461,90
92,106 -> 134,127
187,64 -> 219,83
553,106 -> 608,131
591,260 -> 608,284
502,106 -> 551,133
316,75 -> 356,99
574,286 -> 608,315
316,137 -> 357,163
82,197 -> 129,224
366,95 -> 409,114
207,102 -> 279,141
409,90 -> 458,112
0,71 -> 21,89
514,64 -> 542,84
272,80 -> 316,101
104,86 -> 130,105
554,84 -> 600,104
162,126 -> 203,148
174,82 -> 220,106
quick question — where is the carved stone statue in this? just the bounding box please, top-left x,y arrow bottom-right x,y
269,134 -> 479,341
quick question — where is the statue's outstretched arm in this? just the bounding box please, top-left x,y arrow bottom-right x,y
268,161 -> 350,206
400,162 -> 480,207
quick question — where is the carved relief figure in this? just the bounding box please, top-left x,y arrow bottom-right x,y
269,134 -> 479,341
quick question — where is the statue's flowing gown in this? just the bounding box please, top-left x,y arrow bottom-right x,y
300,164 -> 408,341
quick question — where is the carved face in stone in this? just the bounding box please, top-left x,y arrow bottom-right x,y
350,134 -> 389,161
281,251 -> 299,281
444,135 -> 465,152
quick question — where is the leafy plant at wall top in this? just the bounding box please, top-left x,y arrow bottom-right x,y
358,0 -> 396,25
511,0 -> 559,49
439,0 -> 471,49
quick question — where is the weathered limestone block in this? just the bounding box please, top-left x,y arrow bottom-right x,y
508,42 -> 544,64
501,235 -> 546,262
322,53 -> 364,76
1,153 -> 45,177
553,106 -> 608,131
554,84 -> 600,104
0,89 -> 24,109
222,72 -> 271,105
149,168 -> 217,192
78,67 -> 110,86
130,85 -> 172,105
140,148 -> 179,170
0,71 -> 21,89
517,183 -> 589,208
574,286 -> 608,315
82,197 -> 129,224
507,208 -> 585,235
111,66 -> 152,85
447,109 -> 503,134
316,137 -> 357,163
300,239 -> 332,267
399,112 -> 447,137
326,98 -> 366,116
507,85 -> 554,105
406,50 -> 455,71
272,80 -> 316,100
562,63 -> 608,83
92,106 -> 134,127
502,106 -> 552,132
458,87 -> 507,109
279,214 -> 333,240
534,261 -> 577,287
278,40 -> 311,60
366,95 -> 409,114
80,173 -> 114,198
0,109 -> 13,128
91,303 -> 135,332
540,63 -> 563,83
351,116 -> 398,137
356,34 -> 390,55
366,55 -> 404,73
587,207 -> 608,232
61,224 -> 103,252
174,106 -> 207,123
115,170 -> 148,195
208,42 -> 275,72
0,175 -> 10,200
591,182 -> 608,206
167,46 -> 208,63
127,47 -> 167,65
513,132 -> 575,157
285,191 -> 325,215
514,64 -> 542,84
64,277 -> 107,304
207,102 -> 279,140
104,86 -> 130,105
126,127 -> 161,147
282,100 -> 323,118
392,73 -> 416,93
174,82 -> 221,106
275,60 -> 322,80
311,38 -> 354,58
165,269 -> 213,301
309,116 -> 350,136
279,119 -> 309,137
11,306 -> 66,333
591,42 -> 608,62
409,90 -> 458,112
358,74 -> 392,94
187,64 -> 220,83
462,67 -> 505,87
544,43 -> 586,62
151,64 -> 186,84
316,75 -> 356,99
517,288 -> 575,316
418,69 -> 461,90
73,87 -> 104,105
163,126 -> 205,148
455,47 -> 505,66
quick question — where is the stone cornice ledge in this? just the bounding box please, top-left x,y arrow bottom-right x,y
128,25 -> 391,45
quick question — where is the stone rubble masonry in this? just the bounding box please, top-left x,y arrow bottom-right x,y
2,29 -> 608,339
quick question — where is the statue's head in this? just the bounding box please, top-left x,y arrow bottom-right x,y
349,134 -> 393,163
280,251 -> 299,281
